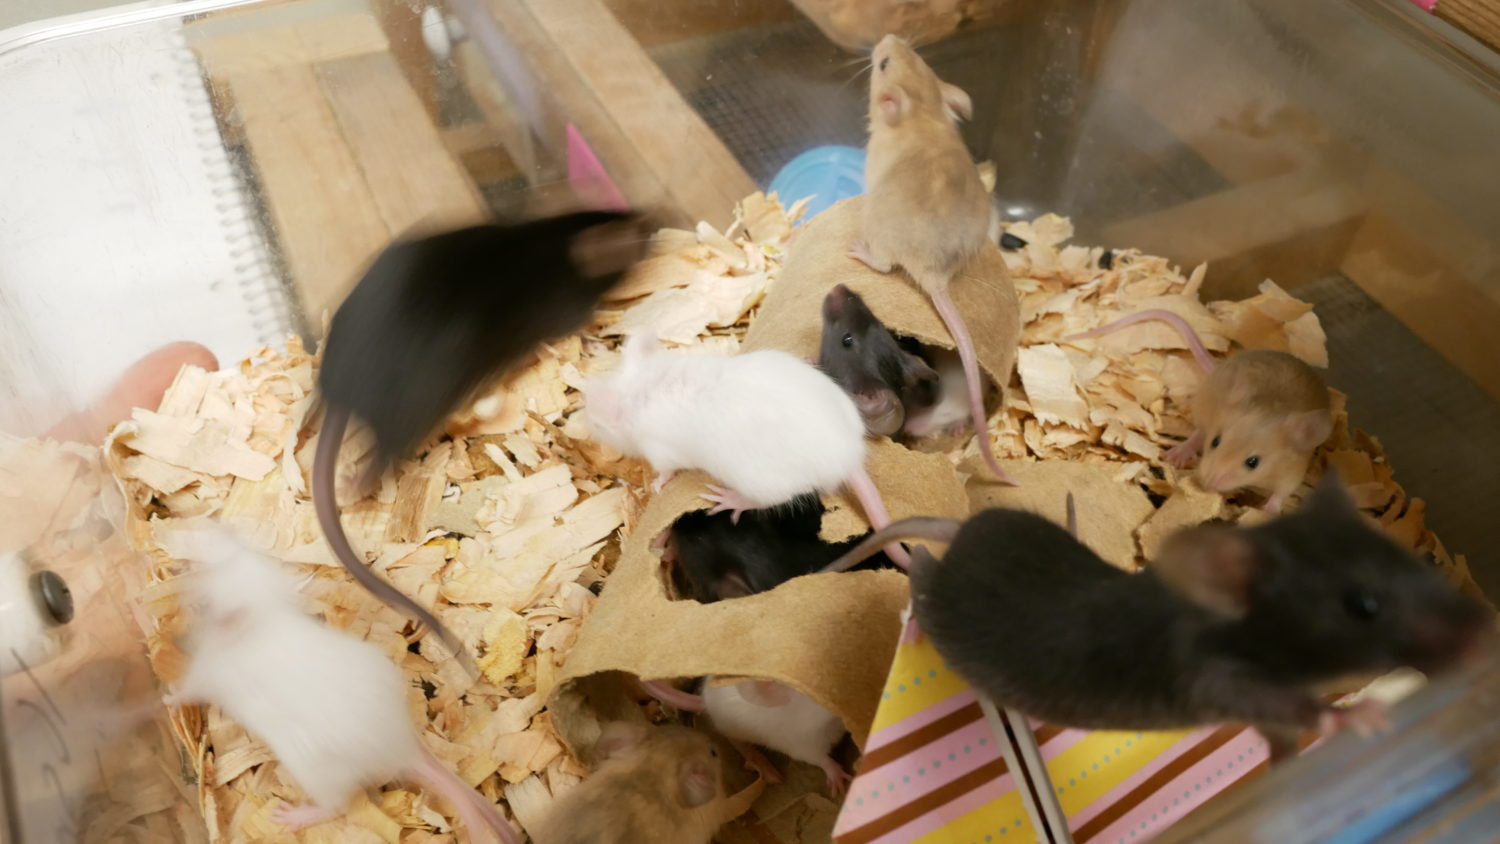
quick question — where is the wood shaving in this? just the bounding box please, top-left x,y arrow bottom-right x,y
69,192 -> 1486,843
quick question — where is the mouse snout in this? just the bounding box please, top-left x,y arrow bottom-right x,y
1409,603 -> 1494,673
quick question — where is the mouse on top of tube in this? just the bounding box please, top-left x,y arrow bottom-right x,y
581,335 -> 910,566
852,34 -> 1016,486
817,472 -> 1492,761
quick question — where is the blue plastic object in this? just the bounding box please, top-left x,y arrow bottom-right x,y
767,145 -> 866,223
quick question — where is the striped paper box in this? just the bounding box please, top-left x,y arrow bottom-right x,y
1028,722 -> 1270,842
834,631 -> 1274,844
833,635 -> 1043,844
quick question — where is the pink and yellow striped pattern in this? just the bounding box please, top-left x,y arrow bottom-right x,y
835,635 -> 1273,843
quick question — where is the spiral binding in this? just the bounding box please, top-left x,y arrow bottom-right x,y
169,27 -> 297,346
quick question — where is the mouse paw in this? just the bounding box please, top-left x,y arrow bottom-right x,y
702,486 -> 757,524
1164,435 -> 1202,469
847,241 -> 892,273
1319,698 -> 1392,739
900,616 -> 925,645
272,802 -> 338,832
820,756 -> 853,798
650,470 -> 679,494
734,741 -> 783,785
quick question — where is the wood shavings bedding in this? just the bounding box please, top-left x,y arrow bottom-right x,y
77,192 -> 1484,843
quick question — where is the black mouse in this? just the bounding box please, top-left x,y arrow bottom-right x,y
817,284 -> 937,437
821,472 -> 1493,760
314,211 -> 651,658
668,493 -> 895,602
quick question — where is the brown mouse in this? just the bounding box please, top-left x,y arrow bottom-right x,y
1065,308 -> 1333,512
529,722 -> 764,844
850,34 -> 1015,485
820,472 -> 1492,761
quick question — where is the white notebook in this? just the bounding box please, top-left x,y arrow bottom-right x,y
0,9 -> 295,435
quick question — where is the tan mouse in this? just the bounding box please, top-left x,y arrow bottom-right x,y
1065,309 -> 1333,512
851,34 -> 1015,485
529,722 -> 764,844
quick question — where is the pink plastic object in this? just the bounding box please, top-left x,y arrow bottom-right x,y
566,123 -> 630,211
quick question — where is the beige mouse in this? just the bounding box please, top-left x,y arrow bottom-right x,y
1066,309 -> 1333,512
851,34 -> 1015,485
529,722 -> 764,844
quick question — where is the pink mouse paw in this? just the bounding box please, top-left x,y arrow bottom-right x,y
1164,431 -> 1204,469
1319,699 -> 1392,739
734,741 -> 783,785
702,485 -> 758,524
820,756 -> 853,798
901,616 -> 925,645
650,470 -> 679,494
272,802 -> 338,832
847,241 -> 893,273
943,420 -> 972,437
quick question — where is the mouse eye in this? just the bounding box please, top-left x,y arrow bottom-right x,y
1244,455 -> 1260,470
1343,588 -> 1381,621
879,57 -> 889,71
1210,435 -> 1221,449
841,333 -> 855,347
709,747 -> 719,758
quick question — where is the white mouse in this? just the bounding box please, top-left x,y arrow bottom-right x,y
900,346 -> 970,438
638,677 -> 850,796
700,679 -> 850,796
162,523 -> 519,843
583,336 -> 910,565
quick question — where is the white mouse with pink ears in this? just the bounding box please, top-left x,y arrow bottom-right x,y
161,522 -> 519,843
583,335 -> 910,565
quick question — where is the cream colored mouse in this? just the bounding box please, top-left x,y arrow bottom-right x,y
851,34 -> 1015,485
1066,309 -> 1333,513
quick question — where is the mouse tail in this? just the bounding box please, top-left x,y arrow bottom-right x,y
846,466 -> 912,567
1061,308 -> 1217,372
930,288 -> 1017,486
820,512 -> 960,575
638,677 -> 707,712
314,405 -> 475,674
411,749 -> 521,844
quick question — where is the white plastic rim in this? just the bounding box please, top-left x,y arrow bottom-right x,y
0,0 -> 280,60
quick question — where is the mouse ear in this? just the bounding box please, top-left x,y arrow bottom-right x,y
569,215 -> 651,280
1151,526 -> 1258,619
1284,409 -> 1335,452
594,721 -> 649,762
738,679 -> 795,708
900,351 -> 939,389
939,82 -> 972,121
1303,469 -> 1356,515
677,756 -> 719,809
620,333 -> 659,365
878,88 -> 909,126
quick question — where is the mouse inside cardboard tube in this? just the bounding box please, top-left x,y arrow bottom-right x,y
819,471 -> 1494,762
816,283 -> 985,441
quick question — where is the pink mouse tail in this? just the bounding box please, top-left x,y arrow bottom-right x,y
639,678 -> 707,712
1062,308 -> 1218,372
846,465 -> 913,567
930,289 -> 1017,486
411,750 -> 520,844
